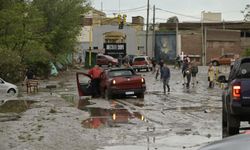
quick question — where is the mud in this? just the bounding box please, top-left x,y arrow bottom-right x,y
0,66 -> 234,150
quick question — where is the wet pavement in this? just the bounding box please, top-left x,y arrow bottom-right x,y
0,66 -> 230,150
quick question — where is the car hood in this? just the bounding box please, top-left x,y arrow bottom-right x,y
4,82 -> 17,89
199,134 -> 250,150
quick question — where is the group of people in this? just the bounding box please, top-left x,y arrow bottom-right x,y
151,55 -> 199,94
88,55 -> 220,97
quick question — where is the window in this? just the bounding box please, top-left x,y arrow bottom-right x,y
134,58 -> 145,62
109,70 -> 133,77
237,59 -> 250,78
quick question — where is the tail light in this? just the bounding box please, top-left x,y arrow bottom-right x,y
112,113 -> 116,120
112,79 -> 116,85
141,78 -> 145,83
232,84 -> 241,101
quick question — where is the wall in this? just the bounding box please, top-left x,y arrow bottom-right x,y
155,31 -> 176,62
206,29 -> 242,63
93,25 -> 154,57
180,30 -> 202,56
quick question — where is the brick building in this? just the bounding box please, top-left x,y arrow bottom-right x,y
159,22 -> 250,65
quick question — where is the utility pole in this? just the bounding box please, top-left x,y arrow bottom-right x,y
152,5 -> 156,57
145,0 -> 149,56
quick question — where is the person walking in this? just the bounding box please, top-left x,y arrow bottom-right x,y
161,63 -> 171,93
88,65 -> 103,97
182,59 -> 189,85
191,60 -> 199,86
184,65 -> 192,88
208,63 -> 215,88
174,55 -> 181,69
159,59 -> 164,79
155,64 -> 160,80
151,58 -> 156,73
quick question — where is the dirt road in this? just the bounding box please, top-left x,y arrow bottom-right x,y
0,66 -> 226,150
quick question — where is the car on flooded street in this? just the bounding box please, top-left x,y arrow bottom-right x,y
210,53 -> 235,66
96,54 -> 119,67
0,78 -> 18,97
76,68 -> 146,99
132,56 -> 153,72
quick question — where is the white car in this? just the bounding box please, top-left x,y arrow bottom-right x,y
0,78 -> 18,97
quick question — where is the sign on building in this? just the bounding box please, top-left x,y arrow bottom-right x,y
104,43 -> 126,58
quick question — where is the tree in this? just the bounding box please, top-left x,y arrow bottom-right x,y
167,16 -> 179,23
241,4 -> 250,21
0,1 -> 46,62
0,0 -> 90,81
33,0 -> 90,58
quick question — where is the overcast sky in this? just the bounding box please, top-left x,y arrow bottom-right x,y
91,0 -> 249,23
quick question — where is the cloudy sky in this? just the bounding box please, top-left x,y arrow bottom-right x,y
91,0 -> 249,23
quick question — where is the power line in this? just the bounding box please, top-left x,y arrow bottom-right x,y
103,5 -> 147,12
105,8 -> 147,16
156,8 -> 201,20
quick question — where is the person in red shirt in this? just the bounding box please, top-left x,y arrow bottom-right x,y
88,65 -> 103,97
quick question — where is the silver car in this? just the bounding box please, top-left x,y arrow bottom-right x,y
0,78 -> 18,97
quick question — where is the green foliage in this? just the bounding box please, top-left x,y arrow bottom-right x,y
0,0 -> 90,81
33,0 -> 90,57
244,48 -> 250,56
0,49 -> 23,82
0,2 -> 45,59
167,16 -> 179,23
23,45 -> 51,78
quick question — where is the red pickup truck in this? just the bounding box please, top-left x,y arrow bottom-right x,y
76,68 -> 146,100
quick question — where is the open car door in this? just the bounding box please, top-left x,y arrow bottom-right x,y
76,72 -> 93,98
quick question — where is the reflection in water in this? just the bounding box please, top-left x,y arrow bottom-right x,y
78,99 -> 145,129
81,108 -> 145,129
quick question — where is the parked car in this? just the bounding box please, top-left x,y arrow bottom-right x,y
218,57 -> 250,137
210,53 -> 235,66
96,54 -> 119,67
199,134 -> 250,150
76,68 -> 146,99
132,56 -> 152,72
0,78 -> 18,97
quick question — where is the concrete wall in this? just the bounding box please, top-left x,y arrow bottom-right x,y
93,25 -> 154,57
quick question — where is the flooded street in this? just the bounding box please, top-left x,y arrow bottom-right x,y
0,66 -> 227,150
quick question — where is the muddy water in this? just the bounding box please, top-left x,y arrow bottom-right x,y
0,100 -> 36,113
79,99 -> 145,129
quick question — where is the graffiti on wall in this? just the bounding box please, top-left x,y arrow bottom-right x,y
155,32 -> 176,62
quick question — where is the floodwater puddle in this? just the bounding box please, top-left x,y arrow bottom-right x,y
81,107 -> 145,129
80,101 -> 145,129
0,99 -> 36,113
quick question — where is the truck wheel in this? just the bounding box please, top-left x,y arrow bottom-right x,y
227,113 -> 240,136
137,93 -> 144,99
